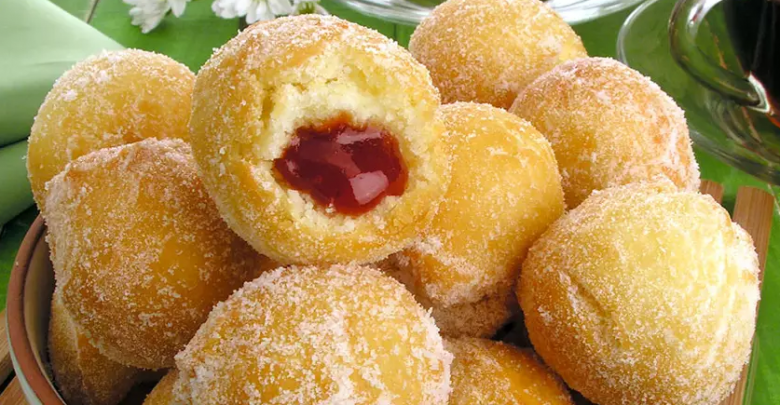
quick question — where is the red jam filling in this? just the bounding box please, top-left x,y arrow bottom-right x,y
273,117 -> 408,216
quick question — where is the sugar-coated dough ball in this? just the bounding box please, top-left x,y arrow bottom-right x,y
446,338 -> 572,404
174,265 -> 452,405
409,0 -> 587,109
45,139 -> 266,369
394,103 -> 564,307
379,257 -> 517,338
28,49 -> 193,208
429,289 -> 517,338
190,15 -> 450,265
519,182 -> 760,405
49,291 -> 141,405
510,57 -> 700,207
143,370 -> 179,405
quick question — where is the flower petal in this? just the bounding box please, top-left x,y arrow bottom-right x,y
268,0 -> 293,15
169,0 -> 188,17
259,1 -> 277,21
125,0 -> 170,33
245,2 -> 258,22
212,0 -> 238,18
313,3 -> 328,14
234,0 -> 253,16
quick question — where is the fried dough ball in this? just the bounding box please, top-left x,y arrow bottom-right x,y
429,289 -> 517,338
173,265 -> 452,405
510,57 -> 700,207
519,182 -> 760,405
379,257 -> 517,338
409,0 -> 587,109
393,103 -> 564,308
189,15 -> 449,265
45,138 -> 265,369
142,370 -> 179,405
48,290 -> 141,405
28,49 -> 193,208
446,337 -> 572,404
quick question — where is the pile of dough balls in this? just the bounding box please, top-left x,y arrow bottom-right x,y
28,1 -> 759,404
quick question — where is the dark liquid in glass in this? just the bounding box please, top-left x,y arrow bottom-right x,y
724,0 -> 779,108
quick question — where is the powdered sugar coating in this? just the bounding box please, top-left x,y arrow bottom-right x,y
409,0 -> 587,109
510,57 -> 700,208
28,49 -> 194,209
519,181 -> 759,405
446,338 -> 573,405
174,264 -> 452,405
45,138 -> 266,369
190,15 -> 450,265
393,103 -> 564,308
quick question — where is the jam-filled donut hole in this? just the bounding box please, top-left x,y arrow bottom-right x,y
273,115 -> 408,216
190,16 -> 450,264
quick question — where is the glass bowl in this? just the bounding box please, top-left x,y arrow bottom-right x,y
331,0 -> 646,25
617,0 -> 780,184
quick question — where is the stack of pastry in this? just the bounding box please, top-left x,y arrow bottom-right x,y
28,1 -> 759,404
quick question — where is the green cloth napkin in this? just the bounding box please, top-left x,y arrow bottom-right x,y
0,141 -> 33,227
0,0 -> 123,226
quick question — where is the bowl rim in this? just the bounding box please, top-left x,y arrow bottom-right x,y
7,215 -> 65,405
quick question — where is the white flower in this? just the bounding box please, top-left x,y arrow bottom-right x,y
124,0 -> 190,33
169,0 -> 189,16
212,0 -> 294,23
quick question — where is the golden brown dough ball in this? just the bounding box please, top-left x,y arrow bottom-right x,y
48,290 -> 141,405
190,15 -> 450,265
446,337 -> 572,404
28,49 -> 193,208
174,264 -> 452,405
379,257 -> 517,338
45,138 -> 266,369
519,182 -> 760,405
429,289 -> 517,338
142,370 -> 179,405
393,102 -> 564,309
510,57 -> 700,207
409,0 -> 587,109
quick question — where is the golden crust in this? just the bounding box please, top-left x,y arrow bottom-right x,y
510,57 -> 700,207
142,370 -> 179,405
378,256 -> 517,338
189,15 -> 449,265
174,265 -> 452,405
429,289 -> 517,338
48,290 -> 141,405
409,0 -> 587,109
394,103 -> 564,307
45,139 -> 265,369
445,338 -> 573,405
28,49 -> 193,209
519,182 -> 759,405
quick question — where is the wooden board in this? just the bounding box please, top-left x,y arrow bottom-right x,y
0,379 -> 26,405
720,187 -> 774,405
